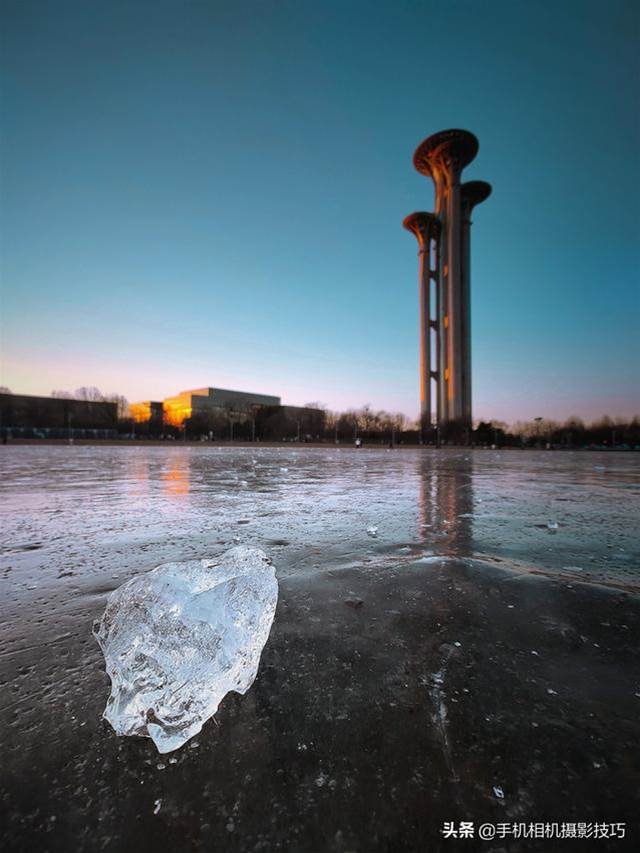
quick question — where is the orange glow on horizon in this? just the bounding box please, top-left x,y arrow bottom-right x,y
163,392 -> 193,427
129,402 -> 155,424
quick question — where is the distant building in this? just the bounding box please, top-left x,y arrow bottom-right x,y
128,386 -> 325,440
129,400 -> 163,427
0,393 -> 118,434
254,404 -> 326,441
138,387 -> 282,428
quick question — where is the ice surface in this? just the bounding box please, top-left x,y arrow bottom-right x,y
93,546 -> 278,753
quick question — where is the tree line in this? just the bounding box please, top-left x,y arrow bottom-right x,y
1,386 -> 636,447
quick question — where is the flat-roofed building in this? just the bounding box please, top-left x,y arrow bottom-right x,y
155,387 -> 281,428
255,403 -> 326,441
129,401 -> 163,426
0,393 -> 117,433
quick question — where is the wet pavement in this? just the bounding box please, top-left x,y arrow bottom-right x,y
1,446 -> 639,851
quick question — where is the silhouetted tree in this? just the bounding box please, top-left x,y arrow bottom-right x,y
75,386 -> 104,401
104,393 -> 129,420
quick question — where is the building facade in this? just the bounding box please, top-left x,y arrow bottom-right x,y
129,400 -> 163,427
0,393 -> 118,434
160,387 -> 282,428
128,386 -> 325,440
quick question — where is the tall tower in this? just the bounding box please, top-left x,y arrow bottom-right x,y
403,130 -> 491,440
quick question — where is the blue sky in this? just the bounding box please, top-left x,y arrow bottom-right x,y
1,0 -> 638,423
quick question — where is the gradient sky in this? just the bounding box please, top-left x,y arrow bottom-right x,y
1,0 -> 638,424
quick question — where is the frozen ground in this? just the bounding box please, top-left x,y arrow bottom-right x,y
1,446 -> 639,852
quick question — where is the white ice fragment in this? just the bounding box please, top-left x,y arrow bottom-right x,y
280,467 -> 289,472
366,525 -> 378,538
93,546 -> 278,753
153,799 -> 162,815
493,786 -> 505,799
453,641 -> 462,648
547,521 -> 559,531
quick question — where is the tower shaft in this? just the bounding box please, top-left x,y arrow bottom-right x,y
404,130 -> 491,441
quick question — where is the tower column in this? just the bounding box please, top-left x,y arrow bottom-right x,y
406,129 -> 491,440
460,181 -> 492,426
403,213 -> 441,430
446,164 -> 464,422
418,233 -> 431,424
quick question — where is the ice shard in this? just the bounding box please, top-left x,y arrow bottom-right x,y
93,546 -> 278,753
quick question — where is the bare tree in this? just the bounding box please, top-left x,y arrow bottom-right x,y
0,386 -> 12,394
51,390 -> 73,399
75,386 -> 104,401
105,393 -> 129,420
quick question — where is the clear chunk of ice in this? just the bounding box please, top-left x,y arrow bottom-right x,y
93,546 -> 278,753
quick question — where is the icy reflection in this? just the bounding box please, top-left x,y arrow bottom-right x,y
0,446 -> 638,606
418,453 -> 474,556
161,457 -> 190,497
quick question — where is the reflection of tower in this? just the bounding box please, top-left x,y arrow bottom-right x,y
404,130 -> 491,438
417,454 -> 474,557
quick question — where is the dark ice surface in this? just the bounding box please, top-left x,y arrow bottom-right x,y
1,446 -> 639,852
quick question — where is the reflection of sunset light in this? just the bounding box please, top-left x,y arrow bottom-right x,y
162,462 -> 190,496
418,458 -> 473,555
127,453 -> 149,494
163,392 -> 193,427
129,396 -> 192,427
129,402 -> 153,423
